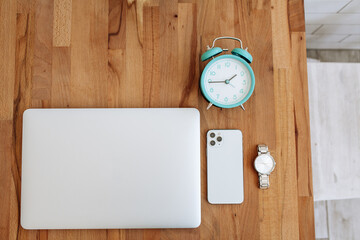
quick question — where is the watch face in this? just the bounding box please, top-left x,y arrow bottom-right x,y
254,154 -> 275,174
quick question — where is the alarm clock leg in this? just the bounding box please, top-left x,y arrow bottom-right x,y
240,105 -> 245,111
207,103 -> 213,110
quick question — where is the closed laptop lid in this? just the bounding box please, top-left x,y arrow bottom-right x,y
21,108 -> 201,229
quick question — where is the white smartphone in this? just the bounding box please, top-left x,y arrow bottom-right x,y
207,129 -> 244,204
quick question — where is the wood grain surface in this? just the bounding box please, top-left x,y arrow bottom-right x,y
0,0 -> 315,239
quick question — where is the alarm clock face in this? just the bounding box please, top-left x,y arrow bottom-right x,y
200,55 -> 255,108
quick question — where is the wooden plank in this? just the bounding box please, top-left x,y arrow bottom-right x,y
121,1 -> 143,108
16,1 -> 52,237
298,197 -> 316,240
106,229 -> 126,240
291,32 -> 313,198
127,229 -> 144,240
107,49 -> 127,108
13,11 -> 35,240
158,0 -> 180,107
31,0 -> 53,108
0,0 -> 16,120
108,0 -> 126,50
219,1 -> 247,240
51,47 -> 71,107
0,121 -> 12,240
13,6 -> 40,238
273,68 -> 300,239
53,0 -> 72,47
48,230 -> 82,240
143,6 -> 160,107
196,2 -> 222,240
107,0 -> 127,108
270,0 -> 291,68
271,0 -> 315,238
291,31 -> 315,240
16,0 -> 34,14
70,0 -> 108,108
177,3 -> 198,107
289,0 -> 305,32
235,1 -> 275,239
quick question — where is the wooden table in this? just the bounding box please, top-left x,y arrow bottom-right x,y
0,0 -> 315,239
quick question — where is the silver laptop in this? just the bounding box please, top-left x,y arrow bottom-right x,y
21,108 -> 201,229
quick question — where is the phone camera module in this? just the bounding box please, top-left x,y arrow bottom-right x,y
210,140 -> 216,146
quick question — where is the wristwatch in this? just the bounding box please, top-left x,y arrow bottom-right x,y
254,145 -> 276,189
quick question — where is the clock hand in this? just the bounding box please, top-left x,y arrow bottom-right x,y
228,74 -> 237,81
208,74 -> 237,84
224,74 -> 237,84
209,81 -> 226,83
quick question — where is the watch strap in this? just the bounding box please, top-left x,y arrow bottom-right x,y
257,144 -> 270,189
259,174 -> 270,189
257,144 -> 268,155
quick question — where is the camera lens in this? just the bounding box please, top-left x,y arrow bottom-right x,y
210,140 -> 216,146
210,132 -> 215,138
217,136 -> 222,142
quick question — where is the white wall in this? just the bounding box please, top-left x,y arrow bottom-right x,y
305,0 -> 360,49
308,62 -> 360,201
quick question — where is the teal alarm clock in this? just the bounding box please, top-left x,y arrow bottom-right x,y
200,37 -> 255,110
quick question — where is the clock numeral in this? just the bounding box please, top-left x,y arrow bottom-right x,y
233,95 -> 237,99
239,89 -> 244,94
217,65 -> 221,69
240,71 -> 245,76
242,80 -> 246,85
225,62 -> 230,67
216,94 -> 220,99
210,88 -> 214,93
235,65 -> 237,70
224,97 -> 228,102
210,71 -> 216,76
